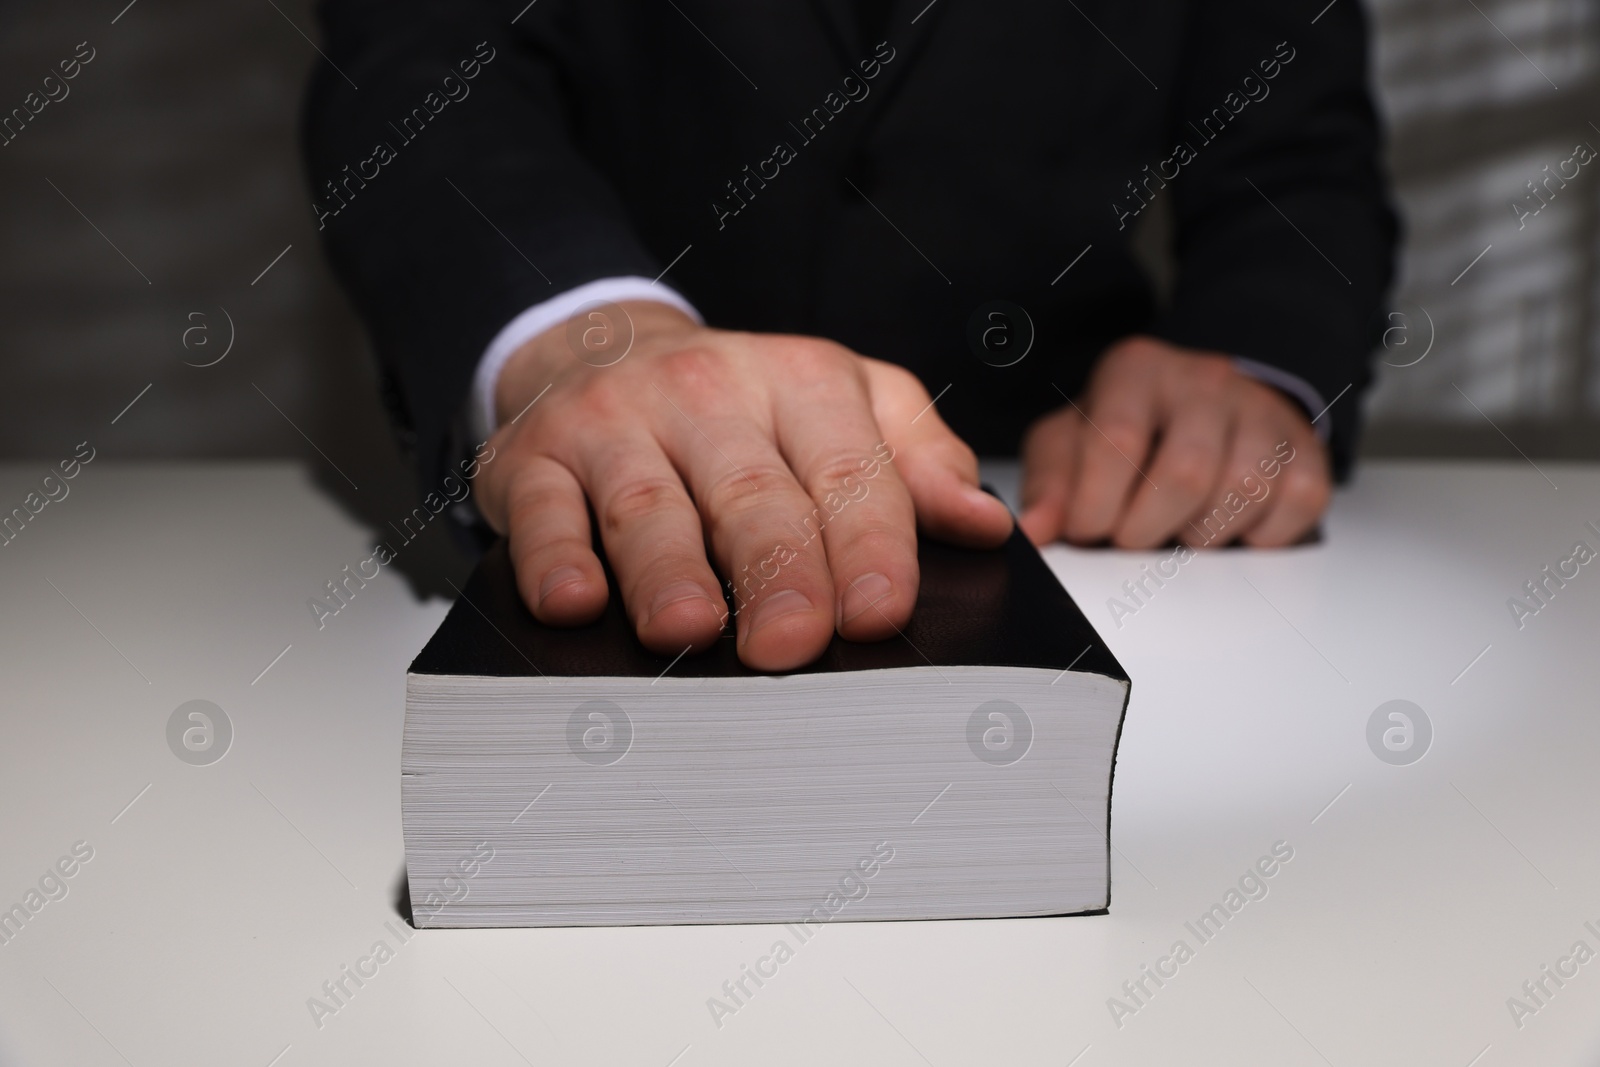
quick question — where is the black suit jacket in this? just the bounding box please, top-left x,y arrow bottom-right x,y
303,0 -> 1397,498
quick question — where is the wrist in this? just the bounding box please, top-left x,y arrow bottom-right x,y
494,300 -> 701,426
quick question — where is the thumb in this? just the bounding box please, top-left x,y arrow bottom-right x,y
863,361 -> 1013,548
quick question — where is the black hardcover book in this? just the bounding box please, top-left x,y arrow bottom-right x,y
403,524 -> 1130,928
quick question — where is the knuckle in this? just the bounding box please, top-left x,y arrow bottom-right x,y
1186,354 -> 1235,390
1097,419 -> 1148,459
807,452 -> 878,494
519,536 -> 591,573
635,551 -> 712,590
860,355 -> 924,403
1101,338 -> 1140,365
1279,469 -> 1331,513
1164,455 -> 1214,498
838,519 -> 915,563
506,481 -> 565,525
777,337 -> 852,378
556,378 -> 628,427
601,477 -> 690,531
655,345 -> 724,384
1105,337 -> 1160,371
880,360 -> 922,393
703,464 -> 797,518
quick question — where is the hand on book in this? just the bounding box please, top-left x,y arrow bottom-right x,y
1018,336 -> 1331,549
476,301 -> 1014,671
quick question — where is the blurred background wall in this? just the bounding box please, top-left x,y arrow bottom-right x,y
1,0 -> 1597,490
0,0 -> 457,585
1363,0 -> 1599,456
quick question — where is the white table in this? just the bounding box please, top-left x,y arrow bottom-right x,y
0,460 -> 1597,1067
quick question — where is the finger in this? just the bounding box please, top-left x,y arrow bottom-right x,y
504,455 -> 609,625
1114,401 -> 1231,549
1241,433 -> 1330,547
1061,383 -> 1157,544
1183,422 -> 1283,547
862,360 -> 1013,548
771,351 -> 919,642
569,427 -> 727,655
1018,408 -> 1080,546
651,371 -> 836,671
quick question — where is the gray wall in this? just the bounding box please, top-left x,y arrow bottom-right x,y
0,0 -> 461,588
1363,0 -> 1600,456
0,0 -> 386,467
2,0 -> 1597,480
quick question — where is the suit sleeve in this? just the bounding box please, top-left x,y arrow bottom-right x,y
301,0 -> 660,493
1149,0 -> 1399,478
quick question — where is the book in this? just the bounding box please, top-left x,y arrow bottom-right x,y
402,521 -> 1131,928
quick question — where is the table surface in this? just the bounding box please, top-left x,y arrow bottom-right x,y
1,459 -> 1597,1067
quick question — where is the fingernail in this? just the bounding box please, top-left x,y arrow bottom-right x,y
538,565 -> 586,604
744,588 -> 813,643
839,572 -> 892,625
648,580 -> 715,623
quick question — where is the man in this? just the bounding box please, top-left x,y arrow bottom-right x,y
304,0 -> 1396,670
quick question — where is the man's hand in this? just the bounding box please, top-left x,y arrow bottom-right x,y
475,301 -> 1014,672
1019,336 -> 1330,549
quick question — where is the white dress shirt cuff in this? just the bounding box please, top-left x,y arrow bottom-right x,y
469,277 -> 702,442
1231,356 -> 1332,442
